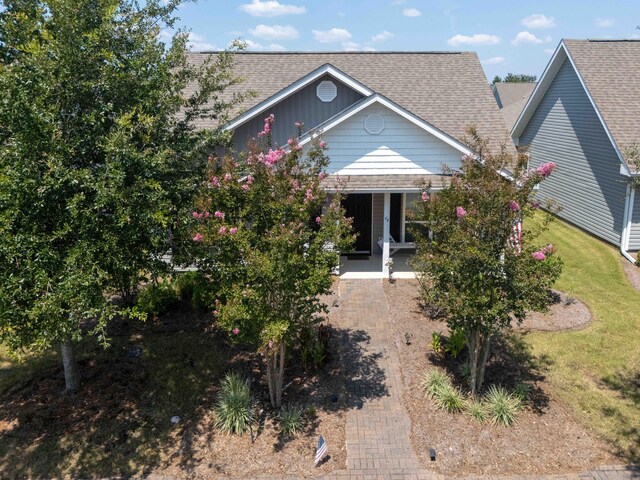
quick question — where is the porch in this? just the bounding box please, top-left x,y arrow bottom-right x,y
338,253 -> 416,279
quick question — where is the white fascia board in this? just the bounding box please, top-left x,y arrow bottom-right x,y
512,40 -> 630,176
298,94 -> 472,155
222,64 -> 373,132
511,42 -> 566,139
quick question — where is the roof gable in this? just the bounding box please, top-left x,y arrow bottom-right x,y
187,52 -> 512,151
512,40 -> 640,172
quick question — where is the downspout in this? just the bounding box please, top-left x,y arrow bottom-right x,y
620,182 -> 635,263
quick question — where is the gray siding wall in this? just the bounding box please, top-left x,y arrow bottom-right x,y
629,193 -> 640,250
520,58 -> 627,246
371,194 -> 384,253
232,74 -> 364,151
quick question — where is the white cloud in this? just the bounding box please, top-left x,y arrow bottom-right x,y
187,32 -> 216,51
447,33 -> 501,46
511,31 -> 551,46
521,14 -> 556,29
392,0 -> 406,4
595,18 -> 615,27
248,24 -> 299,40
544,48 -> 555,54
242,39 -> 287,51
482,56 -> 505,65
403,8 -> 422,17
312,28 -> 352,43
372,30 -> 394,42
341,42 -> 377,52
240,0 -> 306,17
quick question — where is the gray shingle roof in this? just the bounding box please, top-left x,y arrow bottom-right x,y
493,82 -> 536,109
493,82 -> 536,132
187,52 -> 512,152
563,40 -> 640,162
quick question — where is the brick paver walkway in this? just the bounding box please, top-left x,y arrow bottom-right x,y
192,278 -> 638,480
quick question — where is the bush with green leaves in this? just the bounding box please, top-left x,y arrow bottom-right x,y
485,385 -> 522,427
430,332 -> 443,355
172,271 -> 215,311
513,382 -> 530,404
214,372 -> 253,435
136,282 -> 177,319
466,399 -> 487,423
278,404 -> 304,435
445,328 -> 466,358
434,384 -> 465,413
421,369 -> 451,398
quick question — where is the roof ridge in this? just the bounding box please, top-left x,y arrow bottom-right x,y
187,51 -> 467,55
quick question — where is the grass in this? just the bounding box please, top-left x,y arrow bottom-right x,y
529,217 -> 640,460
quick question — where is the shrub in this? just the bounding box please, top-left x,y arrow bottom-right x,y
279,404 -> 304,435
214,372 -> 253,435
136,282 -> 177,319
445,328 -> 466,358
421,369 -> 451,398
433,384 -> 465,413
466,399 -> 487,423
305,404 -> 317,418
458,359 -> 472,382
172,272 -> 214,311
485,385 -> 522,427
513,382 -> 530,404
430,331 -> 443,355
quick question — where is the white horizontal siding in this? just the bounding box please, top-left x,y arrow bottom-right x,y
629,192 -> 640,250
321,104 -> 462,176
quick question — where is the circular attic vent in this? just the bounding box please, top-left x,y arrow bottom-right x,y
364,114 -> 385,135
316,80 -> 337,102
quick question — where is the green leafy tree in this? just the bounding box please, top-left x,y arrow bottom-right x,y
493,73 -> 537,84
410,128 -> 562,395
184,116 -> 353,408
0,0 -> 244,390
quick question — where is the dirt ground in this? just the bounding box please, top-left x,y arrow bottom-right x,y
0,290 -> 346,479
516,290 -> 592,332
621,255 -> 640,291
383,279 -> 619,477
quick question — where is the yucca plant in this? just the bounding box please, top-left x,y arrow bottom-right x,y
485,385 -> 522,427
466,399 -> 487,423
278,404 -> 304,435
433,384 -> 465,413
214,372 -> 253,435
421,369 -> 451,398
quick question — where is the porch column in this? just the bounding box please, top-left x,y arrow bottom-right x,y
382,192 -> 391,276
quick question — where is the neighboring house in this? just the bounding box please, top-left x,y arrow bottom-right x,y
492,81 -> 536,132
512,40 -> 640,261
189,52 -> 510,275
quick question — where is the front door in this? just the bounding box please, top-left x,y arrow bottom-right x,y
341,194 -> 372,254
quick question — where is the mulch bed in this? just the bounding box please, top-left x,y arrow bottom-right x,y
383,279 -> 619,477
0,291 -> 346,479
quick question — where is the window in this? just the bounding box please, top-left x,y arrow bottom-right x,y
402,193 -> 429,242
364,114 -> 385,135
316,80 -> 337,102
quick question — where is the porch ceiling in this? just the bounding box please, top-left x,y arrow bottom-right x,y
322,174 -> 450,192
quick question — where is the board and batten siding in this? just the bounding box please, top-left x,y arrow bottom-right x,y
232,74 -> 364,151
321,104 -> 462,176
520,58 -> 627,247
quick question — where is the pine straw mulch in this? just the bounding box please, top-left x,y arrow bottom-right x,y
0,290 -> 347,479
382,279 -> 619,477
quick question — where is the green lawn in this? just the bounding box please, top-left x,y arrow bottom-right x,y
530,218 -> 640,461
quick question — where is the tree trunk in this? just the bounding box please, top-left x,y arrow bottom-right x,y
265,341 -> 286,408
467,328 -> 491,396
60,340 -> 80,392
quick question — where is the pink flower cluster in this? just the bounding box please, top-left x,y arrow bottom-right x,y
531,244 -> 554,261
258,114 -> 275,138
192,211 -> 210,219
536,162 -> 556,178
224,173 -> 232,182
318,172 -> 327,181
305,188 -> 314,202
211,176 -> 220,188
421,191 -> 429,202
193,233 -> 203,242
509,200 -> 521,212
295,121 -> 304,129
259,148 -> 285,166
456,206 -> 467,218
319,140 -> 326,149
218,226 -> 238,236
232,327 -> 240,335
461,153 -> 474,162
214,210 -> 225,219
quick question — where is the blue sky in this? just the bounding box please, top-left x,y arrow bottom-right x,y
174,0 -> 640,81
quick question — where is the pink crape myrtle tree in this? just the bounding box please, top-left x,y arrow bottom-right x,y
185,116 -> 353,408
410,127 -> 563,395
